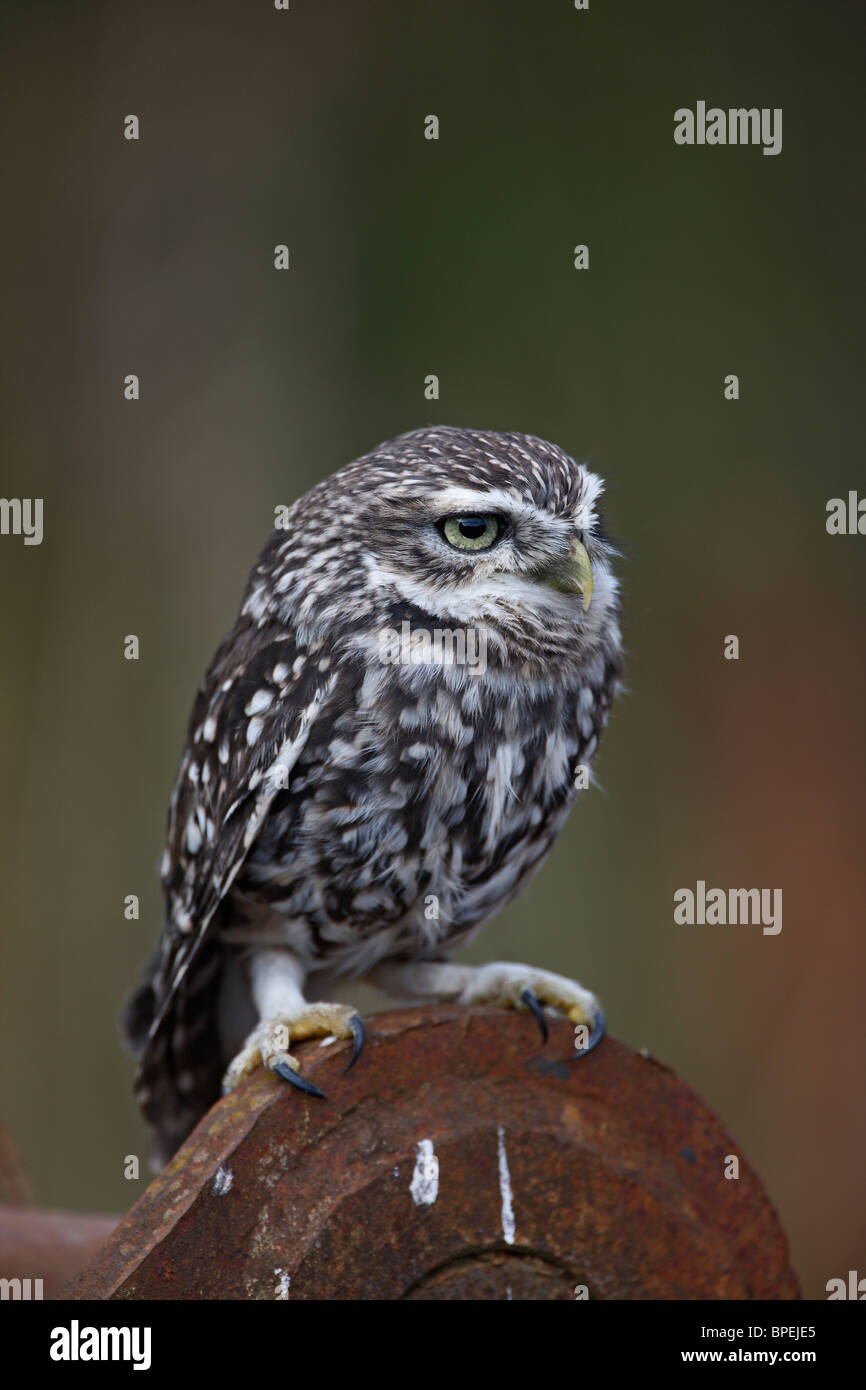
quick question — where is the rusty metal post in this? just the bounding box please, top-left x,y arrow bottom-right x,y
67,1006 -> 799,1300
0,1206 -> 119,1300
0,1125 -> 118,1297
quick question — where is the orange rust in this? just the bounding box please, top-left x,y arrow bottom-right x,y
67,1006 -> 800,1301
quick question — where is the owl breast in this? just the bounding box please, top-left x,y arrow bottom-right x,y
229,652 -> 613,976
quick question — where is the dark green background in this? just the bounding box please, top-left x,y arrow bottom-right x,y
1,1 -> 864,1299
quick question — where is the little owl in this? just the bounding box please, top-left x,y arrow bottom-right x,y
123,426 -> 624,1165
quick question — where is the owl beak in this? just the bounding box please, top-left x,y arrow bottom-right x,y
543,537 -> 594,611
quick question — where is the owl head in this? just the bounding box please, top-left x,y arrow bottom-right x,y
254,426 -> 621,673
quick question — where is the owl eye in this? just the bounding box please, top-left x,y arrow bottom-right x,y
440,515 -> 503,552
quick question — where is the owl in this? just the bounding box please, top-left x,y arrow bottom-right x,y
123,426 -> 624,1165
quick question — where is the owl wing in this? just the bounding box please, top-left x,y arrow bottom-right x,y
123,607 -> 341,1159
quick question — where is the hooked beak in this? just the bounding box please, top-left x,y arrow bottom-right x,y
542,537 -> 594,611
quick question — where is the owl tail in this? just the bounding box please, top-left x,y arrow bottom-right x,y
120,942 -> 226,1169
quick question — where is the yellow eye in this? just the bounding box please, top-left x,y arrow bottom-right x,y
441,515 -> 502,552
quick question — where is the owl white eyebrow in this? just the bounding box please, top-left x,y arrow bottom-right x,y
425,487 -> 542,522
428,481 -> 600,528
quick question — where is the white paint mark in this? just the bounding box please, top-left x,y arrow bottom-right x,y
274,1268 -> 290,1300
410,1139 -> 439,1206
318,1034 -> 337,1048
497,1125 -> 516,1246
212,1165 -> 233,1196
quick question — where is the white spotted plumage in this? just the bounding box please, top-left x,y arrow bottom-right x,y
123,426 -> 624,1164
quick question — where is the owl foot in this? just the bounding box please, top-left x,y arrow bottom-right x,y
519,988 -> 551,1043
457,962 -> 605,1056
221,1004 -> 364,1099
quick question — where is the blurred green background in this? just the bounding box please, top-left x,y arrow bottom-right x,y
1,0 -> 864,1300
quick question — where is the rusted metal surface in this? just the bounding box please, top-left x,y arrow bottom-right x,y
67,1006 -> 800,1300
0,1206 -> 119,1299
0,1127 -> 118,1298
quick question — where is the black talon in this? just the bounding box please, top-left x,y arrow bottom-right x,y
520,988 -> 549,1045
345,1014 -> 365,1072
273,1059 -> 327,1099
571,1007 -> 606,1059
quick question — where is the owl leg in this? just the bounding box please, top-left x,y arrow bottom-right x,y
369,959 -> 605,1056
221,948 -> 364,1098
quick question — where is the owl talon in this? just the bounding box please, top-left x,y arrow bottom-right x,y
345,1014 -> 365,1071
520,988 -> 549,1044
273,1059 -> 327,1099
222,1002 -> 362,1098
